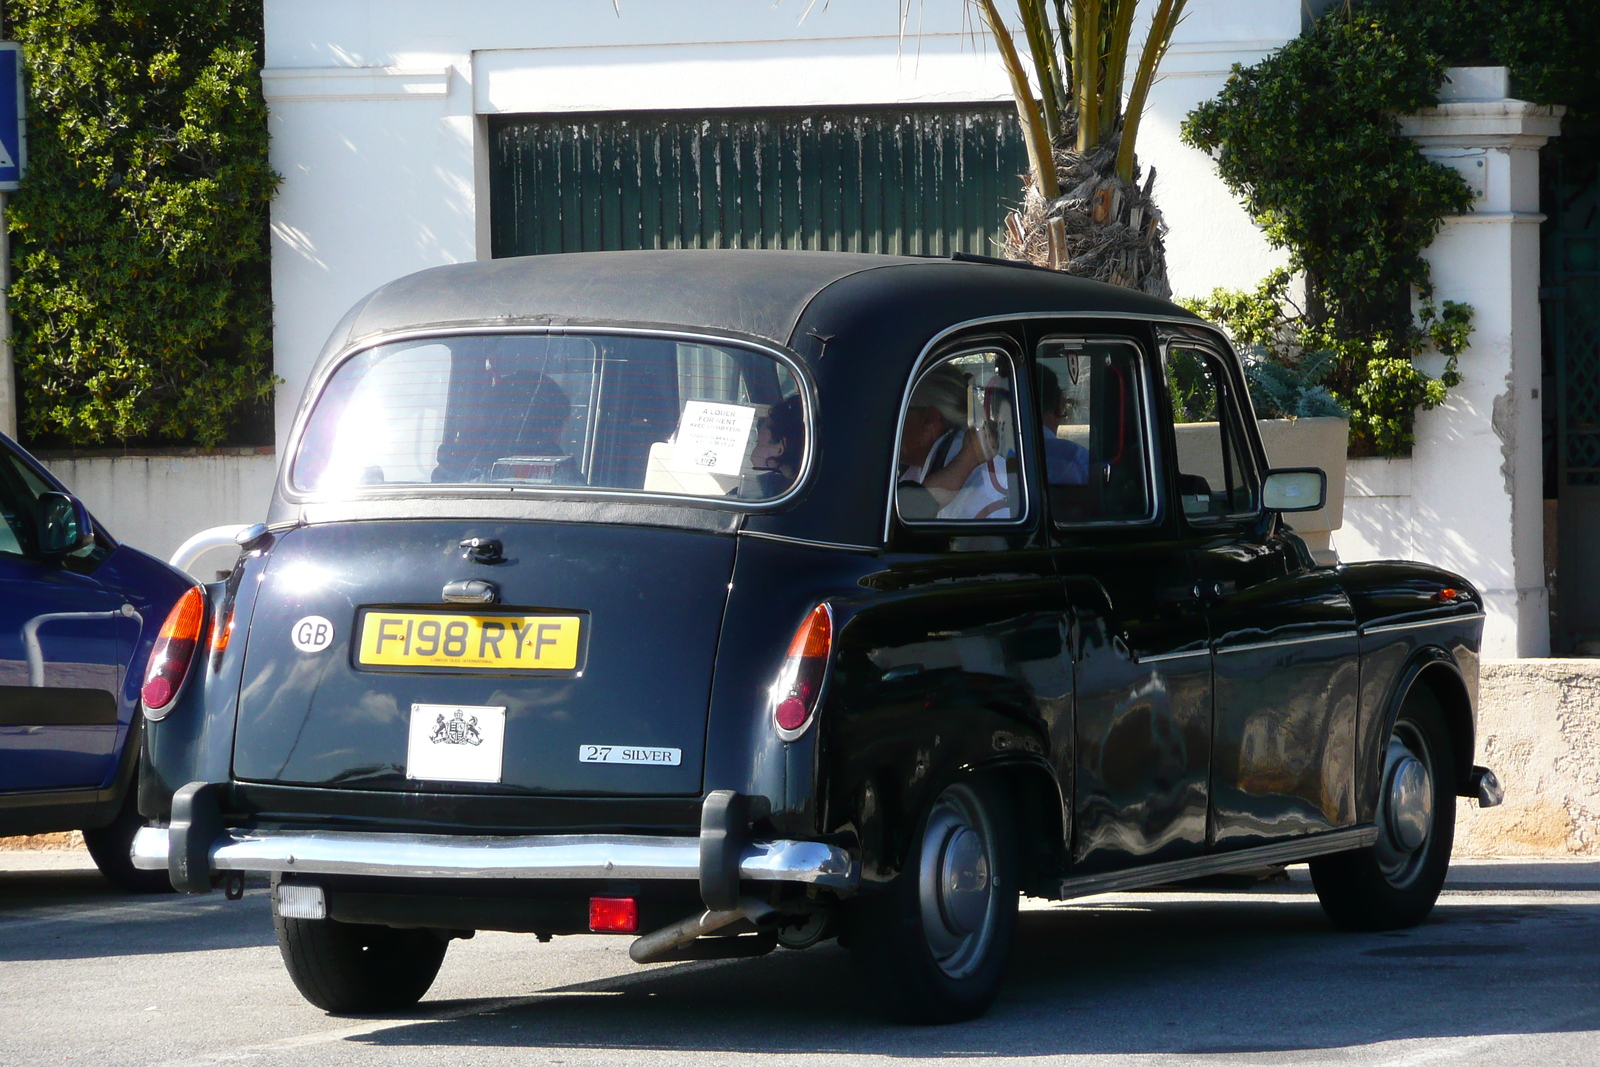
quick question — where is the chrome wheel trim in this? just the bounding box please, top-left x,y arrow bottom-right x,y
1375,723 -> 1435,886
916,784 -> 998,980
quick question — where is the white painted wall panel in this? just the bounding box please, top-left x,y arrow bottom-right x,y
37,453 -> 279,579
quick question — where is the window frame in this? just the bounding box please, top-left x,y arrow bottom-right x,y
1159,337 -> 1264,528
889,334 -> 1034,533
280,325 -> 817,513
1034,332 -> 1162,531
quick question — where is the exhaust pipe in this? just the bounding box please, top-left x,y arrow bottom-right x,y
629,897 -> 774,964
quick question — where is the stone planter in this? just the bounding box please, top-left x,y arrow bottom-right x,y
1256,416 -> 1349,564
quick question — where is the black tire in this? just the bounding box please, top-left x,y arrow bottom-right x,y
82,786 -> 173,894
274,911 -> 448,1013
849,778 -> 1018,1024
1310,689 -> 1456,931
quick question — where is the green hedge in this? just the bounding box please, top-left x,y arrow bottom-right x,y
1179,9 -> 1475,456
1180,1 -> 1595,456
9,0 -> 278,447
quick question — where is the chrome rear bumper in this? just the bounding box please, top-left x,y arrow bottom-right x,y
130,825 -> 858,892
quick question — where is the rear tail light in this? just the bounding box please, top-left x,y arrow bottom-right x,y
589,896 -> 639,933
770,603 -> 832,740
141,586 -> 206,719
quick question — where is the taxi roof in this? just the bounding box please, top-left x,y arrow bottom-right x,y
315,249 -> 1191,367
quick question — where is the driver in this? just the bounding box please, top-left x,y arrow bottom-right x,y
1038,366 -> 1090,485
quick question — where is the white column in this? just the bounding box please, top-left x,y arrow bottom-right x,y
1397,68 -> 1562,657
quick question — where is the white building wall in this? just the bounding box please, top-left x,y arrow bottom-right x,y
1335,76 -> 1561,658
262,0 -> 1299,446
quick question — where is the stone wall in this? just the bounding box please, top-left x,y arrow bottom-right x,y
1456,658 -> 1600,856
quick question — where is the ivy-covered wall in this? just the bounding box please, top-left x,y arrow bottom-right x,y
8,0 -> 278,448
1176,0 -> 1597,458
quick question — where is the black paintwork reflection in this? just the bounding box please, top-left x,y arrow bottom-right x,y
1060,545 -> 1212,874
1191,531 -> 1359,847
818,545 -> 1070,885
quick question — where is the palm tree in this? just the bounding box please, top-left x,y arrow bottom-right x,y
974,0 -> 1187,295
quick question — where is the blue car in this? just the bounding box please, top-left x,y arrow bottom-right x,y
0,431 -> 192,890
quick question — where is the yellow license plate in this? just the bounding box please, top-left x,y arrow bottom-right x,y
357,611 -> 583,671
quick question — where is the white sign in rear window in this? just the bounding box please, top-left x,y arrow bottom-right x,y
673,401 -> 756,475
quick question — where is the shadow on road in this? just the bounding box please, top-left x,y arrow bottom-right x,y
4,859 -> 1598,1059
0,867 -> 276,961
347,887 -> 1600,1058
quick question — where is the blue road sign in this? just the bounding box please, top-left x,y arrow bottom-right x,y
0,44 -> 25,191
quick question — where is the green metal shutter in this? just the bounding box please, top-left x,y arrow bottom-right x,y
489,106 -> 1027,259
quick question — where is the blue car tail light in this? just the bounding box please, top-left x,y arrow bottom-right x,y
141,586 -> 206,718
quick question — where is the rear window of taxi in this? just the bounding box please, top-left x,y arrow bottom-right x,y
292,332 -> 807,503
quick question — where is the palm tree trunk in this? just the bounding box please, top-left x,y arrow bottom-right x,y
975,0 -> 1060,199
1115,0 -> 1185,182
1071,0 -> 1100,155
975,0 -> 1181,297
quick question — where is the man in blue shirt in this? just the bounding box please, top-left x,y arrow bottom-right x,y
1039,366 -> 1090,486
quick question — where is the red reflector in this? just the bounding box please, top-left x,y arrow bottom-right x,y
588,896 -> 639,933
775,696 -> 809,732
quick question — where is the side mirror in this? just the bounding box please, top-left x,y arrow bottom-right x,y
1262,468 -> 1327,513
37,491 -> 96,555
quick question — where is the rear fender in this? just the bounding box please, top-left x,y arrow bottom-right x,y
140,534 -> 274,821
704,537 -> 880,837
821,666 -> 1056,887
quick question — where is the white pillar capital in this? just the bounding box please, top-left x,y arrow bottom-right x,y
1399,100 -> 1564,152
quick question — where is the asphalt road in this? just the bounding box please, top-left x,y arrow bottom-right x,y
2,852 -> 1597,1067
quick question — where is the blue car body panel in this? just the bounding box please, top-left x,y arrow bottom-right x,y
0,432 -> 192,832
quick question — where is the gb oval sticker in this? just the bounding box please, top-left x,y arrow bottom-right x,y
291,615 -> 335,653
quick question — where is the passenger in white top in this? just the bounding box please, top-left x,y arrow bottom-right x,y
897,365 -> 1014,521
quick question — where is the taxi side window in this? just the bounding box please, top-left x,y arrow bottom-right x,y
1036,339 -> 1153,524
896,348 -> 1024,524
1164,346 -> 1259,520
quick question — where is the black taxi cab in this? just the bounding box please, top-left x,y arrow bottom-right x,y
132,250 -> 1502,1022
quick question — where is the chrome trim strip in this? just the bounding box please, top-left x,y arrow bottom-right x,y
279,325 -> 818,516
739,530 -> 880,555
130,826 -> 858,892
1216,631 -> 1359,655
1133,649 -> 1211,664
1361,614 -> 1485,638
1050,825 -> 1379,900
